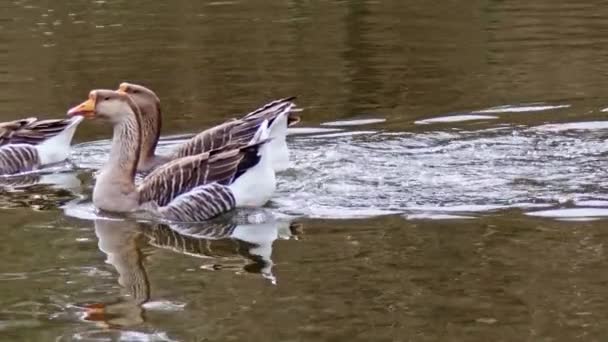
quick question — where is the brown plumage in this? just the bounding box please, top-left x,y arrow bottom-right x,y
138,142 -> 263,207
0,117 -> 76,146
117,82 -> 299,172
172,98 -> 296,159
0,116 -> 83,175
68,89 -> 277,222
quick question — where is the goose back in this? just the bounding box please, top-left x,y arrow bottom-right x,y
0,118 -> 78,146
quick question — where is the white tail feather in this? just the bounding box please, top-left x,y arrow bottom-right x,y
267,110 -> 290,172
36,116 -> 84,165
268,110 -> 288,139
229,120 -> 276,207
250,119 -> 270,144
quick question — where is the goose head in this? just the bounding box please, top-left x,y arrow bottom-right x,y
67,89 -> 140,124
116,82 -> 163,171
117,82 -> 161,118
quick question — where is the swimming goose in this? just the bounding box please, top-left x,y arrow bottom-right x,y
67,89 -> 286,222
81,214 -> 303,326
0,116 -> 83,174
116,82 -> 300,173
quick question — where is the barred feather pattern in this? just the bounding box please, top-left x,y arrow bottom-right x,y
0,144 -> 40,174
120,247 -> 150,305
137,98 -> 162,166
137,148 -> 245,207
146,222 -> 237,257
0,173 -> 41,187
172,120 -> 239,159
243,97 -> 297,122
0,118 -> 74,146
156,183 -> 236,222
170,98 -> 296,159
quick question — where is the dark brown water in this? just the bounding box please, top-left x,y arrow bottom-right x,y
2,0 -> 608,340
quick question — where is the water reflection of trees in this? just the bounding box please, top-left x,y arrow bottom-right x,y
0,172 -> 81,210
5,1 -> 607,135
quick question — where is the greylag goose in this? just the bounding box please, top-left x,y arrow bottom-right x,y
0,116 -> 82,174
67,89 -> 288,222
80,215 -> 302,326
116,82 -> 300,173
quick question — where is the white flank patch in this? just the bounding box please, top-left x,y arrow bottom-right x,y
230,121 -> 276,207
37,116 -> 84,165
268,110 -> 290,172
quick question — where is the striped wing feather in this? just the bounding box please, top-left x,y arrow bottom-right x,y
0,144 -> 40,174
148,221 -> 237,247
137,148 -> 246,207
0,118 -> 75,146
171,97 -> 297,159
242,96 -> 299,125
155,183 -> 237,222
172,120 -> 239,159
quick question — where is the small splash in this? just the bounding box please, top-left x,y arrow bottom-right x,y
404,213 -> 475,220
415,114 -> 498,125
321,118 -> 386,127
287,127 -> 344,136
473,104 -> 570,113
307,130 -> 377,139
62,199 -> 126,222
69,119 -> 608,222
534,121 -> 608,132
142,300 -> 185,311
526,208 -> 608,219
574,200 -> 608,207
407,204 -> 508,213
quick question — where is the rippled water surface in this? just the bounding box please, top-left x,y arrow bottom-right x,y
3,0 -> 608,340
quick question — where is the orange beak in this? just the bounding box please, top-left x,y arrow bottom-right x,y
83,303 -> 106,318
67,96 -> 96,118
81,303 -> 111,328
116,83 -> 128,94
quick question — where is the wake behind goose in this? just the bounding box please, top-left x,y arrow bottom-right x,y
68,114 -> 608,221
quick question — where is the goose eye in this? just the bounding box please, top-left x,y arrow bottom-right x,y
104,97 -> 110,101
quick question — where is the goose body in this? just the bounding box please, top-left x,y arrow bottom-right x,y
68,89 -> 286,222
117,83 -> 300,173
0,116 -> 83,174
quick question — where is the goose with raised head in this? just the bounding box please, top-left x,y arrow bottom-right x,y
0,116 -> 83,174
116,82 -> 300,173
67,89 -> 285,222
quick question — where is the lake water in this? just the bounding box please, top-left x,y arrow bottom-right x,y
2,0 -> 608,340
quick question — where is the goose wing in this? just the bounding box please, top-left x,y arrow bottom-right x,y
138,141 -> 264,207
0,117 -> 77,146
0,144 -> 39,174
171,97 -> 297,159
171,120 -> 240,159
242,96 -> 299,126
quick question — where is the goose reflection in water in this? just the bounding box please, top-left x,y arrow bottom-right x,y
0,171 -> 81,210
79,212 -> 302,328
